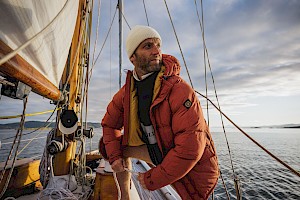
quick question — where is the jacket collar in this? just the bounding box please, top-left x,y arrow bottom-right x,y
162,54 -> 181,77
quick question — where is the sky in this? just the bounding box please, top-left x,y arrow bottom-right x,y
1,0 -> 300,127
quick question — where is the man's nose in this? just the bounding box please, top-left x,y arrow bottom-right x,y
152,45 -> 160,55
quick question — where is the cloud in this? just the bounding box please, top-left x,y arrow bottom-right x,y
1,0 -> 299,126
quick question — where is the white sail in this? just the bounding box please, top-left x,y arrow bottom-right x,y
0,0 -> 79,87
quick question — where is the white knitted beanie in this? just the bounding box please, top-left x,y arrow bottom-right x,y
126,25 -> 161,58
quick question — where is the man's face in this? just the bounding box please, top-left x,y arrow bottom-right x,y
131,38 -> 162,75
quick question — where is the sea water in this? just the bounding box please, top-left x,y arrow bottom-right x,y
0,127 -> 299,199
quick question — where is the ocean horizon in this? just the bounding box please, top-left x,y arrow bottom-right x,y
0,127 -> 299,199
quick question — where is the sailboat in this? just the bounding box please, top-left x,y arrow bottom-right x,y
0,0 -> 181,199
1,0 -> 300,199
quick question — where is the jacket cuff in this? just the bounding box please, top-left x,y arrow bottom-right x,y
143,166 -> 169,191
108,155 -> 122,165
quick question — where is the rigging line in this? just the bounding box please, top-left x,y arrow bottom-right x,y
91,5 -> 117,67
80,2 -> 93,132
83,0 -> 99,131
61,0 -> 92,99
1,110 -> 57,141
121,10 -> 131,30
116,0 -> 131,30
0,108 -> 61,120
16,118 -> 55,156
194,0 -> 210,125
0,0 -> 70,66
142,0 -> 150,26
218,169 -> 231,200
110,0 -> 112,98
200,0 -> 209,126
199,0 -> 238,179
195,90 -> 300,178
0,96 -> 28,199
194,1 -> 235,198
163,0 -> 194,89
1,136 -> 46,146
81,3 -> 116,125
88,6 -> 118,84
91,0 -> 102,70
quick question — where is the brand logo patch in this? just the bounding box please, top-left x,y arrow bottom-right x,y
183,99 -> 192,109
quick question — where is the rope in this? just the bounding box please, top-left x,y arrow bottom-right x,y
38,156 -> 78,200
39,129 -> 55,187
41,5 -> 92,186
193,0 -> 210,125
113,172 -> 122,200
0,96 -> 28,199
0,108 -> 60,120
91,6 -> 118,70
120,8 -> 131,30
193,1 -> 236,199
112,165 -> 155,200
195,90 -> 300,178
142,0 -> 150,26
85,3 -> 118,108
0,136 -> 46,146
90,0 -> 102,68
163,0 -> 194,89
0,0 -> 70,66
80,0 -> 95,154
1,112 -> 56,141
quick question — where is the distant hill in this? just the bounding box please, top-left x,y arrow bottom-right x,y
250,124 -> 300,129
0,121 -> 101,129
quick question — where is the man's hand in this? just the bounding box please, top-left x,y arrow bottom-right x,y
111,158 -> 125,172
138,173 -> 147,189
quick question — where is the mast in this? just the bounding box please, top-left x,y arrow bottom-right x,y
118,0 -> 123,89
53,0 -> 87,176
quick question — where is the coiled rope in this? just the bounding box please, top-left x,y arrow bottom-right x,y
38,156 -> 78,200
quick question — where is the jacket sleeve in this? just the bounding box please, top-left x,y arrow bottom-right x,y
101,87 -> 125,164
144,80 -> 208,190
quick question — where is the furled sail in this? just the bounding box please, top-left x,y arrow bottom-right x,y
0,0 -> 79,100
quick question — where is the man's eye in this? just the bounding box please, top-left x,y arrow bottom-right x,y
145,44 -> 151,49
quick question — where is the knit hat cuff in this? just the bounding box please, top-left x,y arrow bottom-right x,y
126,25 -> 161,58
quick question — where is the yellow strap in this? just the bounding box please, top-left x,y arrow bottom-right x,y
0,108 -> 60,120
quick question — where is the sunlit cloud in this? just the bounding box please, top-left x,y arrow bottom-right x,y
1,0 -> 299,126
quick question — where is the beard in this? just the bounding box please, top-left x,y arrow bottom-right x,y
135,53 -> 162,74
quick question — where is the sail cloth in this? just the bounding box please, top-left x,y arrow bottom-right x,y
0,0 -> 79,87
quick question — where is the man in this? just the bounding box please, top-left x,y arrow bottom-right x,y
100,25 -> 219,200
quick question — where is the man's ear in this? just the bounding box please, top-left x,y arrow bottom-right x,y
130,54 -> 135,63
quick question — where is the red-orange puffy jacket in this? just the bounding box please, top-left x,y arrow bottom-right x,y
101,54 -> 219,199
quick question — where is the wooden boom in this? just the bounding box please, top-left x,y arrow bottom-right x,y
0,40 -> 62,101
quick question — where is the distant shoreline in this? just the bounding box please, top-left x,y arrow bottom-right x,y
251,126 -> 300,129
0,121 -> 299,129
0,121 -> 101,130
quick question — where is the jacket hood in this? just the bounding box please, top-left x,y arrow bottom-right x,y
162,54 -> 181,76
